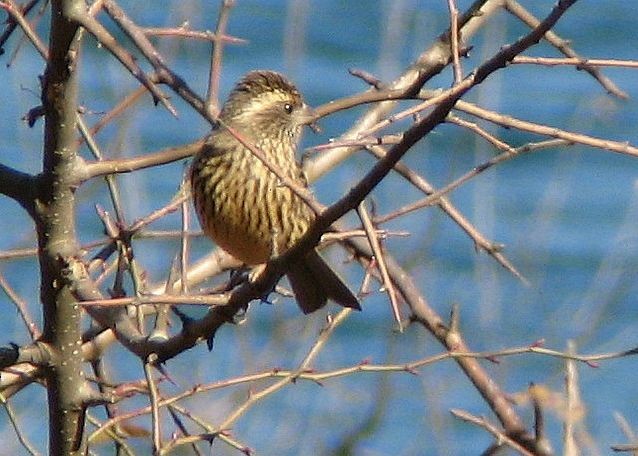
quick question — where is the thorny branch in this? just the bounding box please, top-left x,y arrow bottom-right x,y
1,0 -> 637,454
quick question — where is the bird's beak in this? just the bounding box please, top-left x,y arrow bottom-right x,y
299,104 -> 321,133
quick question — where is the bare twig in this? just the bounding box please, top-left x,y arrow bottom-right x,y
0,392 -> 40,456
304,0 -> 505,181
70,6 -> 176,114
84,413 -> 135,456
0,273 -> 41,340
85,336 -> 638,448
76,85 -> 147,148
374,139 -> 570,225
0,0 -> 48,59
77,114 -> 126,222
0,0 -> 42,53
206,0 -> 236,116
179,179 -> 190,295
144,355 -> 162,454
100,0 -> 210,119
451,409 -> 536,456
78,292 -> 227,307
357,201 -> 402,329
530,384 -> 551,453
84,140 -> 203,179
564,341 -> 580,456
365,142 -> 527,282
160,309 -> 352,454
447,0 -> 463,84
455,99 -> 638,157
143,24 -> 245,44
504,0 -> 628,99
512,55 -> 638,69
613,412 -> 638,455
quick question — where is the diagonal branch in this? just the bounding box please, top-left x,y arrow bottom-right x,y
0,0 -> 42,53
100,0 -> 212,120
66,4 -> 176,115
0,0 -> 49,59
365,143 -> 526,281
205,0 -> 235,116
304,0 -> 504,181
504,0 -> 628,99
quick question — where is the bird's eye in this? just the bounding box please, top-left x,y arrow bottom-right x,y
283,103 -> 294,114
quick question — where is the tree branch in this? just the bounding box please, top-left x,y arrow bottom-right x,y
39,1 -> 94,453
0,163 -> 37,219
83,139 -> 204,179
303,0 -> 504,181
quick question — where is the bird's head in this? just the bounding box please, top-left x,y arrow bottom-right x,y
220,70 -> 317,144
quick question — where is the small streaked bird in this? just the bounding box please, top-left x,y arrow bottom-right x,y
191,70 -> 360,314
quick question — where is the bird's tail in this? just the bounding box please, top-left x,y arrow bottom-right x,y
287,250 -> 361,314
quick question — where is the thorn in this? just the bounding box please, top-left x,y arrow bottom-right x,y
347,68 -> 384,89
404,366 -> 419,376
449,303 -> 460,334
155,364 -> 177,386
486,356 -> 500,364
531,338 -> 545,348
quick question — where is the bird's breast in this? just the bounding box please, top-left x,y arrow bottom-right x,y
192,141 -> 313,265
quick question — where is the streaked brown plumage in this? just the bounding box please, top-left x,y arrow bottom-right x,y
191,70 -> 360,313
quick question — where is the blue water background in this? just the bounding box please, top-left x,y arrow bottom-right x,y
1,1 -> 638,454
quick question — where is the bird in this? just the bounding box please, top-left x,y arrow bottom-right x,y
191,70 -> 360,314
